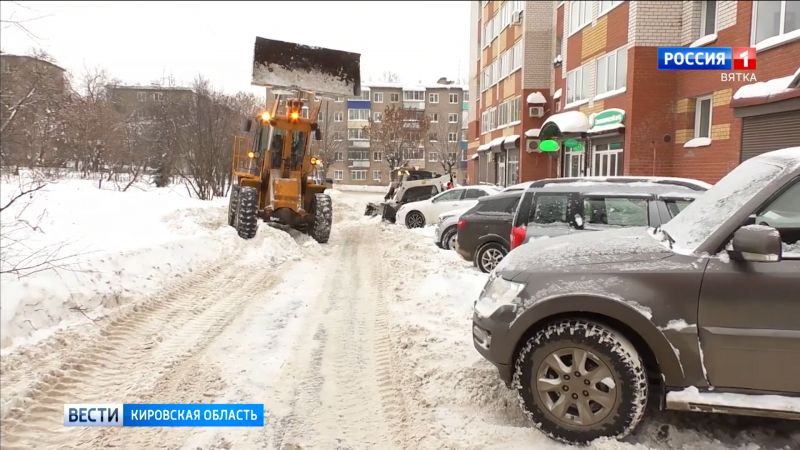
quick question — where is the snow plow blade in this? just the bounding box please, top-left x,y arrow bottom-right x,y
252,36 -> 361,97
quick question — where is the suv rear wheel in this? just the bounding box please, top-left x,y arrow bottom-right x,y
475,242 -> 507,273
513,319 -> 648,444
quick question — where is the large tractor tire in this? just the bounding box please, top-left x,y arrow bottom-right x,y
236,186 -> 258,239
309,193 -> 332,243
228,184 -> 241,227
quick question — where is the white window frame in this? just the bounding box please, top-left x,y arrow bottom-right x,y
373,111 -> 382,122
751,0 -> 800,46
333,132 -> 343,142
373,151 -> 382,161
431,112 -> 439,123
448,132 -> 458,143
699,0 -> 717,37
334,112 -> 343,122
428,151 -> 439,162
335,96 -> 343,103
448,113 -> 459,123
566,65 -> 589,107
151,92 -> 163,102
373,170 -> 382,181
449,93 -> 459,104
137,92 -> 147,102
348,128 -> 368,140
568,0 -> 592,36
429,93 -> 439,104
333,170 -> 343,180
404,90 -> 425,101
348,109 -> 370,121
390,92 -> 400,103
590,143 -> 624,177
429,132 -> 438,142
510,96 -> 521,123
334,151 -> 344,161
597,0 -> 623,18
694,95 -> 713,139
594,46 -> 627,99
350,170 -> 367,181
373,92 -> 383,103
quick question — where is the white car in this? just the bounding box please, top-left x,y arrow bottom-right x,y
433,207 -> 471,250
396,186 -> 500,228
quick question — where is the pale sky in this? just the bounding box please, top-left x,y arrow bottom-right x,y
0,1 -> 470,95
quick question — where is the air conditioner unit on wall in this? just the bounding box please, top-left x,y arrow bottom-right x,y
526,139 -> 540,153
529,106 -> 544,118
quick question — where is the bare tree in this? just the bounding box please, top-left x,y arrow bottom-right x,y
381,71 -> 400,83
364,105 -> 429,181
309,99 -> 345,180
428,120 -> 461,182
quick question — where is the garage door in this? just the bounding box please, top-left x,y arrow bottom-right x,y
741,110 -> 800,161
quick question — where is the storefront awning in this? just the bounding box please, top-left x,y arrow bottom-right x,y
553,88 -> 562,100
477,143 -> 491,152
525,128 -> 540,138
540,111 -> 590,139
470,153 -> 480,160
489,136 -> 505,152
732,67 -> 800,108
503,135 -> 520,150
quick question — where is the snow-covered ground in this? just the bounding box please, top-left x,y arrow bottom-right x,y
1,180 -> 798,449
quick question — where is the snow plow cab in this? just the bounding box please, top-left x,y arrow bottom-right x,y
228,37 -> 361,243
365,168 -> 451,223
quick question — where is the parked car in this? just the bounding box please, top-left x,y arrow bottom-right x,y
434,207 -> 471,250
509,182 -> 705,250
472,147 -> 800,444
455,191 -> 523,272
396,185 -> 500,228
365,169 -> 451,223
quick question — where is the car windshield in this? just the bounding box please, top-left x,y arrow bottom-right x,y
661,158 -> 785,253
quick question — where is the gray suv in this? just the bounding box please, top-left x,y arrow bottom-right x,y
472,148 -> 800,444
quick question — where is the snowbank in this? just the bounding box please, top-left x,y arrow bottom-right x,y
0,178 -> 302,350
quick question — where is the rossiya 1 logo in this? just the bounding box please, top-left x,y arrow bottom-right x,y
657,47 -> 757,82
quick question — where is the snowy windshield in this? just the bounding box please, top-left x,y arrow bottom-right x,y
661,158 -> 784,253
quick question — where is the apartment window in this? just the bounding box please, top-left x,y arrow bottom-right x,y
404,147 -> 424,160
374,92 -> 383,103
448,113 -> 458,123
373,151 -> 382,161
335,152 -> 344,161
390,93 -> 400,102
359,90 -> 370,100
498,102 -> 509,127
334,112 -> 343,122
349,150 -> 369,160
351,170 -> 367,181
428,151 -> 439,162
333,170 -> 343,180
447,132 -> 457,143
510,96 -> 520,123
0,60 -> 10,73
429,132 -> 439,142
348,109 -> 370,121
753,0 -> 800,46
512,40 -> 523,71
373,111 -> 382,122
348,128 -> 368,140
431,112 -> 439,123
404,90 -> 425,101
461,130 -> 468,142
335,96 -> 343,102
429,93 -> 440,103
598,0 -> 623,15
449,93 -> 459,103
137,92 -> 147,102
301,106 -> 309,119
569,0 -> 591,34
151,92 -> 163,102
596,47 -> 628,96
333,132 -> 343,141
700,1 -> 717,36
694,95 -> 713,139
373,170 -> 382,181
566,66 -> 589,105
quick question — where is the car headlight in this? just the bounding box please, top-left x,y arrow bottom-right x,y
474,274 -> 524,319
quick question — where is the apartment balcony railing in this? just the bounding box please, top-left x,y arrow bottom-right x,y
403,101 -> 424,110
349,160 -> 370,168
350,140 -> 370,148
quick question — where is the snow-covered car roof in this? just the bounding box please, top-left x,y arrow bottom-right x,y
530,182 -> 700,197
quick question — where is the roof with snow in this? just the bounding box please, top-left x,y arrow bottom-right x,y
732,66 -> 800,107
526,92 -> 546,104
107,84 -> 193,92
525,128 -> 540,138
0,53 -> 66,72
553,88 -> 562,100
540,111 -> 590,137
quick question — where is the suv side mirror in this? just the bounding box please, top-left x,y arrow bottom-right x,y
729,225 -> 782,262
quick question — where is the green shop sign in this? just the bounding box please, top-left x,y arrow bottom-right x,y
538,139 -> 560,152
591,108 -> 625,127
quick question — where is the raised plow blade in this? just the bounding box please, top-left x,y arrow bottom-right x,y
252,36 -> 361,97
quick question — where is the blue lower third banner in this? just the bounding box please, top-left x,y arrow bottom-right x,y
64,404 -> 264,427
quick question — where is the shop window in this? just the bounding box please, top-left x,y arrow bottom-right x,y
694,95 -> 713,138
507,151 -> 519,185
753,0 -> 800,46
564,151 -> 585,177
591,142 -> 623,176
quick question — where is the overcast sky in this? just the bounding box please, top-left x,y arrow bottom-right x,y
1,1 -> 470,95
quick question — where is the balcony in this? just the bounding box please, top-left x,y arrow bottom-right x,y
350,140 -> 370,148
403,101 -> 424,110
349,160 -> 370,168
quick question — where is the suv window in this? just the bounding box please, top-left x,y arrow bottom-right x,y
755,181 -> 800,257
664,198 -> 692,217
478,194 -> 521,214
530,194 -> 568,225
433,189 -> 464,202
465,188 -> 490,200
402,185 -> 438,203
583,197 -> 649,227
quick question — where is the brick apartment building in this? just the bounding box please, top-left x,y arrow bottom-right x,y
0,53 -> 68,167
468,0 -> 800,186
325,81 -> 469,186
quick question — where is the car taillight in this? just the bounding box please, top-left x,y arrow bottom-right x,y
457,218 -> 466,230
511,225 -> 526,250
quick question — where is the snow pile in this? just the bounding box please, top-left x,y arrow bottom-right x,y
733,71 -> 797,100
668,386 -> 800,413
689,33 -> 718,48
754,29 -> 800,52
0,177 -> 303,350
683,137 -> 711,148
